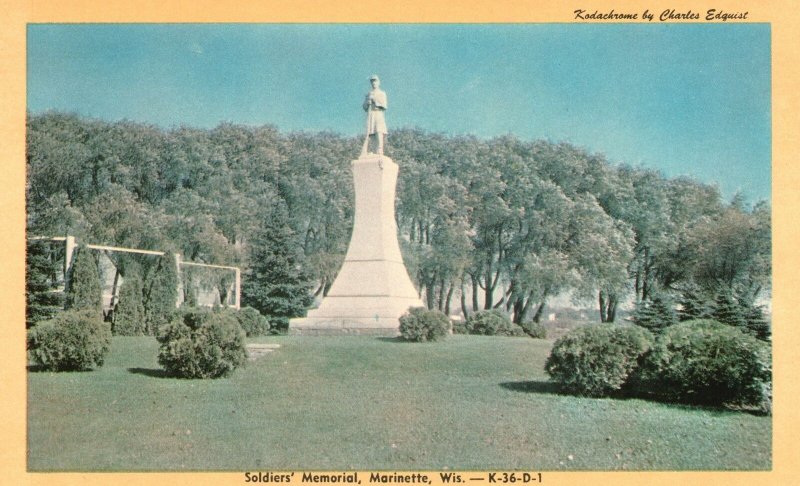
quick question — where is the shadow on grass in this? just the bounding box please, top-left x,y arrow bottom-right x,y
501,380 -> 769,417
127,367 -> 173,379
27,365 -> 96,373
375,337 -> 406,343
500,380 -> 564,395
376,336 -> 454,344
625,391 -> 770,417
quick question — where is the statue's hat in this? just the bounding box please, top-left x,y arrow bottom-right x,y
369,74 -> 380,81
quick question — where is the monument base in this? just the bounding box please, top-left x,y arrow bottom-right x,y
288,154 -> 424,336
290,292 -> 423,336
288,317 -> 404,337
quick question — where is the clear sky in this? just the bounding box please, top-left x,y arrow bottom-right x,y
27,23 -> 771,202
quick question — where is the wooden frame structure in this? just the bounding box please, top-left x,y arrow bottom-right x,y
28,235 -> 241,310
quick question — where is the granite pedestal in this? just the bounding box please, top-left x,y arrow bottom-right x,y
289,154 -> 423,336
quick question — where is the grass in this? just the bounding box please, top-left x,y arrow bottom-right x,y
27,335 -> 771,471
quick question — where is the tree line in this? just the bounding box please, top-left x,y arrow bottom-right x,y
26,112 -> 771,327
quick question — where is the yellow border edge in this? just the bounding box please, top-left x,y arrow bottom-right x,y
3,1 -> 799,485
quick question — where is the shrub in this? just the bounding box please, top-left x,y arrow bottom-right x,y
157,308 -> 247,378
520,321 -> 547,339
636,319 -> 771,408
467,310 -> 526,337
231,306 -> 271,337
65,246 -> 103,316
27,309 -> 112,371
545,324 -> 654,397
451,317 -> 470,335
399,307 -> 450,342
113,270 -> 146,336
26,240 -> 65,328
144,252 -> 179,335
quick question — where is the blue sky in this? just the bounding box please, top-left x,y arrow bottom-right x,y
27,23 -> 771,201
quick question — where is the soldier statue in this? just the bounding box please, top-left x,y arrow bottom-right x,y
361,74 -> 388,156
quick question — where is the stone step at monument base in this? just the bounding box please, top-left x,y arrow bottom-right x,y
289,317 -> 403,336
289,294 -> 423,336
245,343 -> 281,361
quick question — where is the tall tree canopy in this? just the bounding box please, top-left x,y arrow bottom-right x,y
26,112 -> 771,324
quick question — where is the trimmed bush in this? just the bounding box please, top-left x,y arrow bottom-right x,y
144,252 -> 179,335
467,310 -> 526,337
65,246 -> 103,316
157,308 -> 247,378
545,324 -> 654,397
520,321 -> 547,339
451,317 -> 470,335
113,271 -> 146,336
231,306 -> 271,337
27,309 -> 112,371
399,307 -> 450,342
636,319 -> 771,408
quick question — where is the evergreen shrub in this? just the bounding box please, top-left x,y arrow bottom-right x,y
231,306 -> 271,337
399,307 -> 450,342
157,308 -> 247,378
113,271 -> 146,335
65,246 -> 103,316
636,319 -> 771,409
451,317 -> 470,335
143,252 -> 179,335
467,310 -> 526,337
26,240 -> 65,328
27,309 -> 112,371
520,321 -> 547,339
544,324 -> 654,397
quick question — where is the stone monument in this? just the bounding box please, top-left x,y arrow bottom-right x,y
290,76 -> 424,335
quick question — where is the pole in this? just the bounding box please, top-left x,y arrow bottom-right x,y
235,267 -> 241,310
64,235 -> 76,284
174,253 -> 183,308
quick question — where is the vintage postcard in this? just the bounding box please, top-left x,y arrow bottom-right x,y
2,0 -> 798,485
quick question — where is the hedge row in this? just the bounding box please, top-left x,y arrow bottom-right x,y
545,319 -> 771,411
454,310 -> 546,339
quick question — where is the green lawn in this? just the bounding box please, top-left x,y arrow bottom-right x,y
27,335 -> 771,471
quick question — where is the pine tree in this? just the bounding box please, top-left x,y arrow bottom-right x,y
632,294 -> 677,333
677,285 -> 712,321
26,241 -> 64,327
711,288 -> 747,331
65,245 -> 103,316
743,304 -> 770,341
242,205 -> 313,332
143,251 -> 179,335
113,268 -> 146,335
